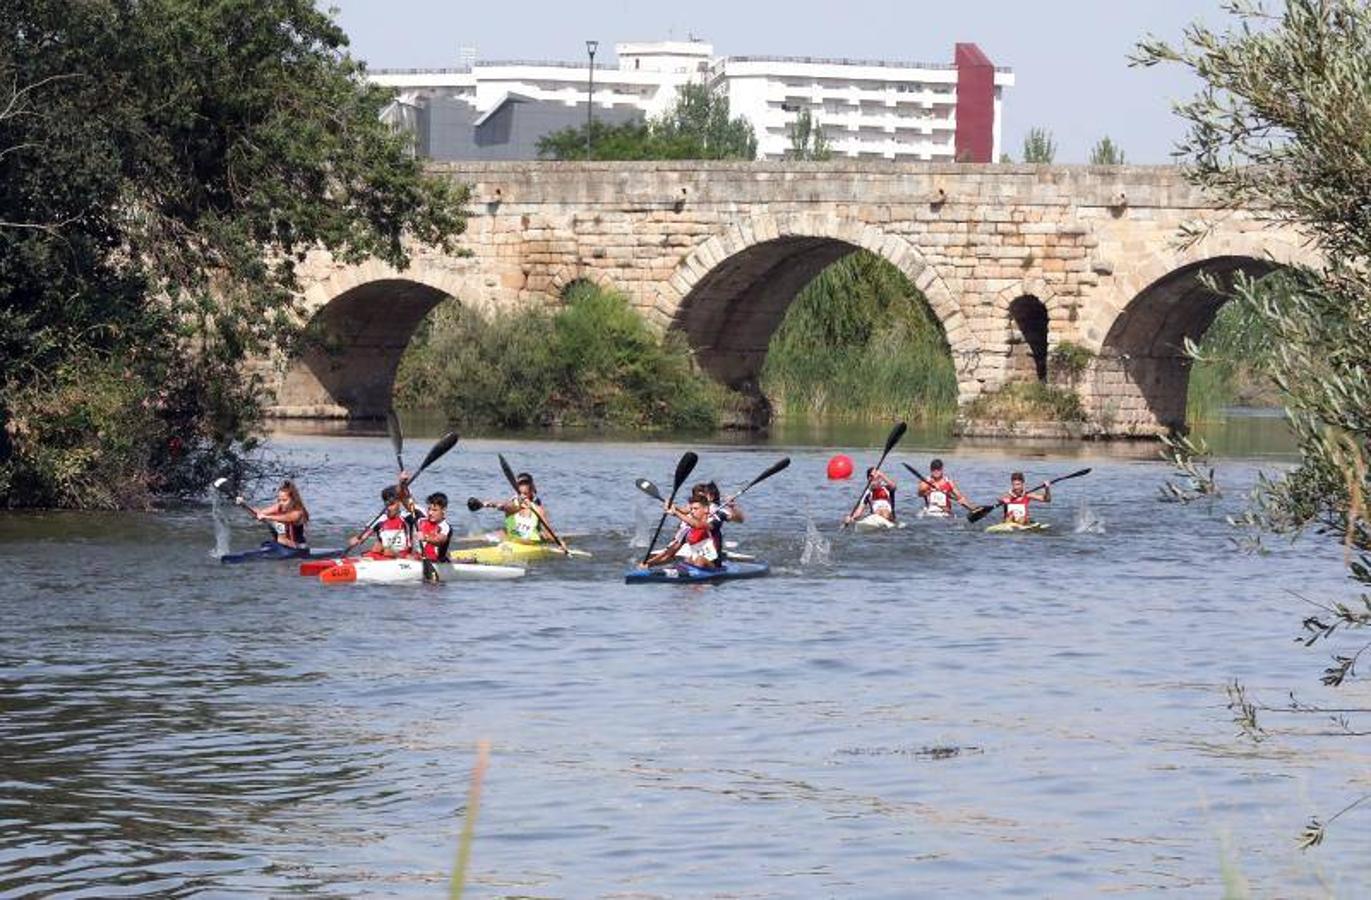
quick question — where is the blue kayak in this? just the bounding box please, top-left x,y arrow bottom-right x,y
219,540 -> 348,565
623,559 -> 770,585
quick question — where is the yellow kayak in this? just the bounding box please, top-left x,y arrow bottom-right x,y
450,540 -> 588,564
984,521 -> 1050,534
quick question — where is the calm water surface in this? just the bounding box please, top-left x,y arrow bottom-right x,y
3,418 -> 1368,896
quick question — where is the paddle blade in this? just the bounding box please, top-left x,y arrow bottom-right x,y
967,503 -> 998,524
416,432 -> 460,476
672,451 -> 699,493
882,421 -> 908,457
635,479 -> 663,501
386,410 -> 405,469
498,453 -> 519,491
1050,467 -> 1093,484
750,456 -> 791,488
211,476 -> 232,494
466,497 -> 484,513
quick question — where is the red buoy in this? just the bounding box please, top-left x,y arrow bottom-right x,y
826,454 -> 854,480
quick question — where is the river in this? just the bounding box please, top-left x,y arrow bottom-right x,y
2,414 -> 1368,896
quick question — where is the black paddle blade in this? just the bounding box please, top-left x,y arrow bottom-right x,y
752,456 -> 791,486
672,451 -> 699,491
466,497 -> 484,513
416,432 -> 460,475
883,421 -> 908,456
386,409 -> 405,469
1051,467 -> 1092,484
967,503 -> 998,524
210,477 -> 235,496
635,478 -> 663,501
498,453 -> 519,491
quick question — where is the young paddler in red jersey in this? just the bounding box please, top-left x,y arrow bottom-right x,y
239,479 -> 310,549
416,492 -> 452,562
1001,471 -> 1051,525
917,458 -> 976,518
347,475 -> 418,559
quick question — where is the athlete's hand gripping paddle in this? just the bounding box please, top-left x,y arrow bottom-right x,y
841,421 -> 907,528
641,451 -> 698,565
966,467 -> 1092,523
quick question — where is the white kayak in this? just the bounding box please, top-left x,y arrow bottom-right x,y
851,513 -> 906,531
319,557 -> 525,584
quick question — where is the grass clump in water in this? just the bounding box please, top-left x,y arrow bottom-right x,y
395,282 -> 731,431
963,381 -> 1086,423
760,251 -> 958,422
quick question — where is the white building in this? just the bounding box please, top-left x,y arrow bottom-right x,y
369,40 -> 1014,162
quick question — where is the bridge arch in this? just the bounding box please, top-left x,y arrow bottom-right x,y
1081,233 -> 1307,433
655,213 -> 979,402
275,262 -> 479,419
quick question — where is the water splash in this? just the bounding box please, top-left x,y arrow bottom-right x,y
1074,501 -> 1106,534
209,489 -> 232,558
799,518 -> 831,566
630,503 -> 653,548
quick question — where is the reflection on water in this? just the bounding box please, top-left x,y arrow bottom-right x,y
1,422 -> 1364,896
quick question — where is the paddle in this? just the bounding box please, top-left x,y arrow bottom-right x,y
494,454 -> 590,558
967,467 -> 1093,524
386,409 -> 405,473
841,421 -> 907,528
211,476 -> 278,538
345,431 -> 461,554
635,478 -> 663,502
642,451 -> 698,565
725,457 -> 791,504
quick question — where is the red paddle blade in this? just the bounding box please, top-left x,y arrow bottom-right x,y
318,564 -> 358,584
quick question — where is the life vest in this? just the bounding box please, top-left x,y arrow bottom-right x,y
370,510 -> 416,556
1003,493 -> 1031,524
924,477 -> 955,516
418,518 -> 451,562
505,508 -> 543,542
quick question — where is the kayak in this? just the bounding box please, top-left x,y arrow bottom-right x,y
451,540 -> 590,564
851,514 -> 905,532
985,521 -> 1051,534
220,540 -> 348,564
318,558 -> 525,584
624,559 -> 770,585
676,545 -> 756,563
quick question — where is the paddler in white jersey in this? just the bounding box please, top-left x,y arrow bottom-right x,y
917,458 -> 976,518
347,476 -> 418,558
476,472 -> 556,544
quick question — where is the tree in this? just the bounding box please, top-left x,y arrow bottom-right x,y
538,82 -> 757,161
786,108 -> 832,161
0,0 -> 467,508
1088,136 -> 1126,165
1021,127 -> 1056,164
1135,0 -> 1371,847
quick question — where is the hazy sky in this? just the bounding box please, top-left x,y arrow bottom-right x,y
327,0 -> 1228,163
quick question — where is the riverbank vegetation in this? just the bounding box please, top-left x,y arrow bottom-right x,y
1138,0 -> 1371,845
394,282 -> 730,431
1185,301 -> 1281,422
0,0 -> 466,509
760,252 -> 958,422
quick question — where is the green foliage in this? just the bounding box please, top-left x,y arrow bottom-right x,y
395,283 -> 728,431
1089,135 -> 1126,165
760,252 -> 958,422
0,0 -> 467,507
1050,341 -> 1094,382
963,381 -> 1085,423
1138,0 -> 1371,843
538,82 -> 756,160
1021,127 -> 1057,164
1185,296 -> 1281,421
787,109 -> 832,161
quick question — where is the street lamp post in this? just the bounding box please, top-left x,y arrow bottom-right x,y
585,40 -> 598,160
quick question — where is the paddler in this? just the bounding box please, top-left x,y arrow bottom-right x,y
1001,471 -> 1050,525
701,481 -> 743,558
238,479 -> 310,550
642,488 -> 720,569
475,471 -> 555,544
416,492 -> 452,563
347,476 -> 418,558
917,459 -> 976,518
843,468 -> 898,525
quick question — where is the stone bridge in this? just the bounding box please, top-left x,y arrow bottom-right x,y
273,161 -> 1313,435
